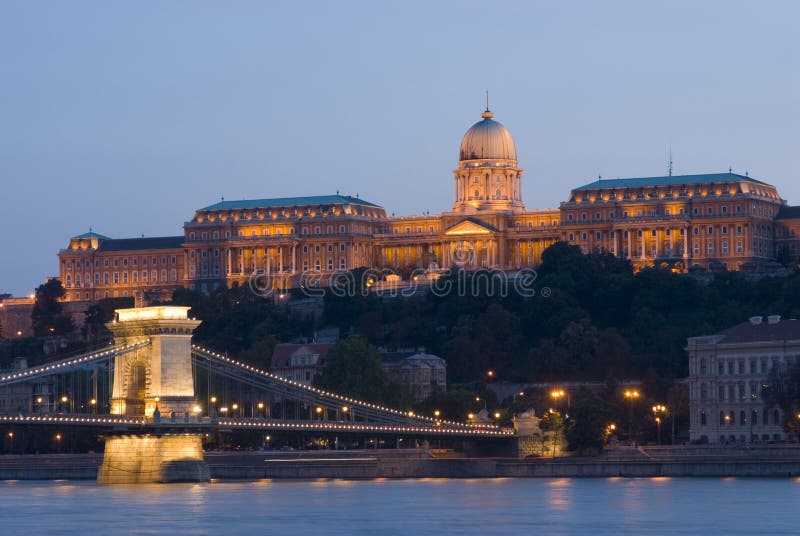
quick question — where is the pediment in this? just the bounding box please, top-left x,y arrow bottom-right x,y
445,219 -> 497,236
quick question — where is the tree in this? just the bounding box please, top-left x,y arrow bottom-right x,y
314,335 -> 405,407
565,395 -> 617,455
31,279 -> 74,336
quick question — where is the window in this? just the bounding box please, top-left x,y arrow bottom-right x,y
700,358 -> 707,375
740,411 -> 746,426
721,242 -> 728,254
707,242 -> 714,254
719,411 -> 726,425
314,245 -> 320,253
718,386 -> 725,400
736,241 -> 743,253
113,272 -> 119,284
707,207 -> 713,215
339,244 -> 345,252
707,226 -> 714,235
700,411 -> 707,426
751,410 -> 758,425
700,383 -> 707,400
327,244 -> 333,253
302,245 -> 308,254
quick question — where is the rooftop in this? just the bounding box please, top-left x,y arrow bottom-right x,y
777,206 -> 800,220
574,172 -> 769,191
96,236 -> 184,252
200,195 -> 382,211
73,231 -> 112,240
714,317 -> 800,344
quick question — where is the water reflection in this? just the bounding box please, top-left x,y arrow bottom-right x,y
1,478 -> 799,535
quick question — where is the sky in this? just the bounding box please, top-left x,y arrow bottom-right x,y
0,1 -> 797,296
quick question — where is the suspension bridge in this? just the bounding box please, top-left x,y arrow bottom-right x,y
0,306 -> 513,482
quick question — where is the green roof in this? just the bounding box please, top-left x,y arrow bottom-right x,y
574,173 -> 769,191
201,194 -> 382,211
73,231 -> 111,240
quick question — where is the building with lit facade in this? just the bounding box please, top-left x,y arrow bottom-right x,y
57,107 -> 800,303
687,315 -> 800,444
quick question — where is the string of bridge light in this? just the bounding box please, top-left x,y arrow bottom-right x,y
0,341 -> 150,385
215,419 -> 512,436
0,414 -> 144,425
192,344 -> 497,430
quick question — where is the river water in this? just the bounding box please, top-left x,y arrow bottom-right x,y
1,477 -> 798,535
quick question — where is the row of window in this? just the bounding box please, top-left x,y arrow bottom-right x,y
697,356 -> 797,376
566,204 -> 749,221
697,409 -> 780,427
188,224 -> 360,241
64,256 -> 177,269
65,270 -> 178,286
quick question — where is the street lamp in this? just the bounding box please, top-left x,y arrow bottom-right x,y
652,404 -> 667,445
624,389 -> 640,445
257,402 -> 265,418
7,432 -> 13,454
475,397 -> 487,411
316,406 -> 323,420
90,398 -> 97,414
55,433 -> 62,453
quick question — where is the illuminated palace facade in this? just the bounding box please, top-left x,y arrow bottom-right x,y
58,108 -> 800,303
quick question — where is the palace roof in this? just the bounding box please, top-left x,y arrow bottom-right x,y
777,206 -> 800,220
72,231 -> 112,240
96,236 -> 185,252
573,172 -> 769,191
201,195 -> 382,211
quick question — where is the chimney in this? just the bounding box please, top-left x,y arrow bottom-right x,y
749,316 -> 763,325
767,315 -> 782,325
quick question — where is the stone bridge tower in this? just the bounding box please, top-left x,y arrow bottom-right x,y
107,306 -> 200,417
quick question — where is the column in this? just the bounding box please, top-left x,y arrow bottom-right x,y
239,249 -> 244,274
279,246 -> 284,272
266,247 -> 271,274
627,231 -> 632,259
640,229 -> 646,259
226,249 -> 232,275
683,229 -> 689,260
670,230 -> 675,258
654,228 -> 659,258
291,244 -> 296,273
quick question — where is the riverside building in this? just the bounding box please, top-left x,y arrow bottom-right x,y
687,316 -> 800,444
57,107 -> 800,304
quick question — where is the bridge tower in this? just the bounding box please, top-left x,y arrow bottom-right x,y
98,306 -> 209,484
107,306 -> 200,417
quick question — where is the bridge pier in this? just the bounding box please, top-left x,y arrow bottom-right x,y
99,307 -> 209,483
97,434 -> 210,484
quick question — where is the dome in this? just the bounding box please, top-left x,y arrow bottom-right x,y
459,109 -> 517,162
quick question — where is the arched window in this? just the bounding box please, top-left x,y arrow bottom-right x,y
700,411 -> 707,426
751,410 -> 758,425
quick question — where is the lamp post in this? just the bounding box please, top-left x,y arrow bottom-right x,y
624,389 -> 640,445
652,404 -> 667,445
55,433 -> 62,453
257,402 -> 265,419
7,432 -> 13,454
475,397 -> 487,412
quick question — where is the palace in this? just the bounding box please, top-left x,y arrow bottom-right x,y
57,107 -> 800,304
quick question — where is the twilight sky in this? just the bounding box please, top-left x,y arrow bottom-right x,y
0,1 -> 797,296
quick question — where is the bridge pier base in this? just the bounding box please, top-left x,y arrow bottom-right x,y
97,434 -> 210,484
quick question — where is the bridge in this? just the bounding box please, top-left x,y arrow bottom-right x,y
0,306 -> 512,482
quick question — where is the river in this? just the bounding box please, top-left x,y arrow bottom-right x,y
1,477 -> 798,535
